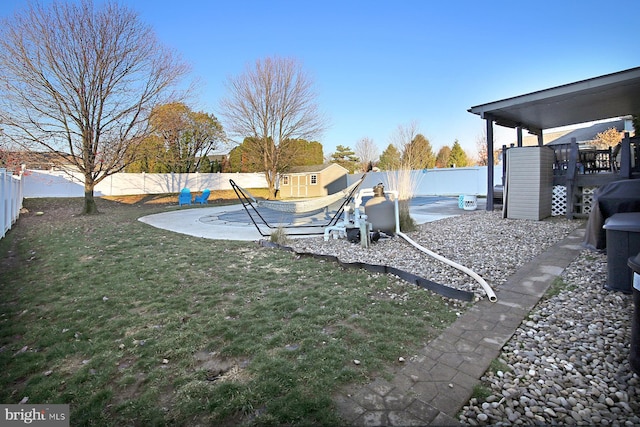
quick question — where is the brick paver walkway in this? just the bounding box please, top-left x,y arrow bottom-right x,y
333,228 -> 586,426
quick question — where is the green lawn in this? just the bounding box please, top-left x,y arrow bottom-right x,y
0,196 -> 465,426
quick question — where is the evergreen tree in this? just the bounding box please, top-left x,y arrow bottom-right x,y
227,138 -> 323,172
378,144 -> 401,170
449,140 -> 470,167
227,146 -> 244,172
402,133 -> 435,169
227,140 -> 262,172
330,145 -> 359,173
125,135 -> 169,173
197,156 -> 212,173
196,156 -> 223,173
289,139 -> 324,166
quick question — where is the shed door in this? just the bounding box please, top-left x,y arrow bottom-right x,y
291,175 -> 307,197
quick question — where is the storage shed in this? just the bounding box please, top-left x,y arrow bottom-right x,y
279,163 -> 349,198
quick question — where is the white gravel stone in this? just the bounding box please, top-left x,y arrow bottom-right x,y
455,221 -> 640,425
288,211 -> 578,300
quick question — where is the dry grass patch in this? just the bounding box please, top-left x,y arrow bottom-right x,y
0,195 -> 466,426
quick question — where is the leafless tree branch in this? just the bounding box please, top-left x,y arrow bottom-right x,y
219,56 -> 327,197
0,0 -> 190,213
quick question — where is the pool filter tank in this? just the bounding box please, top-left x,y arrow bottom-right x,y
364,183 -> 396,234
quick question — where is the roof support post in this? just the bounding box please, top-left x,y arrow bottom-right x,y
486,116 -> 495,211
565,138 -> 578,219
620,132 -> 631,179
516,127 -> 523,147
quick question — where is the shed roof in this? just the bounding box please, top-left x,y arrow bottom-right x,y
286,163 -> 348,174
468,67 -> 640,134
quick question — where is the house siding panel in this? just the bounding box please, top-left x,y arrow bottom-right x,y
505,147 -> 555,220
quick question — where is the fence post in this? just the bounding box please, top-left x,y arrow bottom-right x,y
0,168 -> 25,240
1,168 -> 6,238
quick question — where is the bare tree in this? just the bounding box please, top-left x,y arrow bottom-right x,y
476,132 -> 489,166
0,0 -> 189,213
388,121 -> 420,160
354,137 -> 379,172
386,121 -> 421,200
388,120 -> 437,169
385,121 -> 423,231
219,56 -> 327,198
475,130 -> 500,166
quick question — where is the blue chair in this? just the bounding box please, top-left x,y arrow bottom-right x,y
194,189 -> 211,204
178,188 -> 192,206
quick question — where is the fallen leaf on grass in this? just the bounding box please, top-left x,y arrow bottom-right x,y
14,346 -> 28,356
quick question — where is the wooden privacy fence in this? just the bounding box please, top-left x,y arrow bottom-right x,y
1,168 -> 24,239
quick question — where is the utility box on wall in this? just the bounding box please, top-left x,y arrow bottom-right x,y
504,146 -> 555,220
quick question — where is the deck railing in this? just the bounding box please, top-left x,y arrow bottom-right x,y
501,133 -> 638,183
500,133 -> 638,219
550,133 -> 638,177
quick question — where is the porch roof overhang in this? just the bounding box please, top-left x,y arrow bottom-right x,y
468,67 -> 640,135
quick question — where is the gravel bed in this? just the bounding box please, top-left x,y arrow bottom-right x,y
459,249 -> 640,425
288,210 -> 580,301
288,210 -> 640,424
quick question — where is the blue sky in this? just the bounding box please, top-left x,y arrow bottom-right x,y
2,0 -> 639,159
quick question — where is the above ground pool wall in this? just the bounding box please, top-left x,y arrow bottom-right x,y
350,166 -> 502,197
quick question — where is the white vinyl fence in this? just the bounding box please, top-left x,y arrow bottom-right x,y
22,166 -> 503,199
351,166 -> 503,196
4,166 -> 502,241
22,171 -> 268,198
1,168 -> 24,239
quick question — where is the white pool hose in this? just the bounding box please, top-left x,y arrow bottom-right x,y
396,231 -> 497,302
390,194 -> 498,303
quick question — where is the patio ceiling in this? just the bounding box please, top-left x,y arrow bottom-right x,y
468,67 -> 640,134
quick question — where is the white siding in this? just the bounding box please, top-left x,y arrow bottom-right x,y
505,147 -> 555,220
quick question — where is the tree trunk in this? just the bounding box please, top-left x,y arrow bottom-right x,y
265,171 -> 277,199
82,178 -> 99,215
